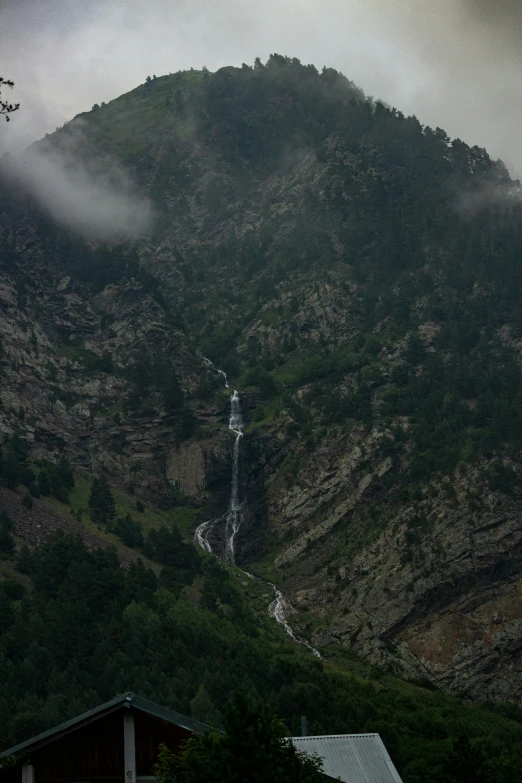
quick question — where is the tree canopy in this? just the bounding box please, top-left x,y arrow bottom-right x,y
154,693 -> 323,783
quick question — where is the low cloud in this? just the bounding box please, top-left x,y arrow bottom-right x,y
457,179 -> 522,216
1,126 -> 153,241
3,0 -> 522,177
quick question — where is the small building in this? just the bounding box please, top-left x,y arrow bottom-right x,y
1,694 -> 404,783
0,693 -> 208,783
291,733 -> 404,783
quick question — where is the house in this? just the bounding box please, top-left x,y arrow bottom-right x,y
0,693 -> 208,783
291,733 -> 404,783
1,694 -> 404,783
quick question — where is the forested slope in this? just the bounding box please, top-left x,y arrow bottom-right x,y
2,516 -> 522,783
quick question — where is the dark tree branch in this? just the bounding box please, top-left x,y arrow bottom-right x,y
0,77 -> 20,121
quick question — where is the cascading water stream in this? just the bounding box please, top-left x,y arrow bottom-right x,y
268,585 -> 320,657
194,387 -> 242,557
203,357 -> 229,388
239,570 -> 320,657
194,364 -> 320,657
194,518 -> 217,553
224,391 -> 243,565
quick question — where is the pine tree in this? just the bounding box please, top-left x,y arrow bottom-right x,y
0,521 -> 15,558
38,469 -> 51,496
178,407 -> 196,439
56,454 -> 75,491
114,513 -> 143,548
164,370 -> 184,412
16,542 -> 34,574
154,693 -> 323,783
190,684 -> 222,727
88,475 -> 116,525
1,451 -> 22,489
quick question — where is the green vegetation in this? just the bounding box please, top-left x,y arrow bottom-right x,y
76,70 -> 207,158
16,54 -> 522,485
142,56 -> 522,484
0,437 -> 75,503
112,513 -> 144,548
0,510 -> 15,559
0,531 -> 522,781
62,473 -> 197,538
124,350 -> 184,411
88,475 -> 116,524
256,327 -> 522,482
57,343 -> 113,373
2,54 -> 522,781
154,693 -> 323,783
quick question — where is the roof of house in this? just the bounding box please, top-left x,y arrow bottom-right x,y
1,693 -> 209,758
290,733 -> 403,783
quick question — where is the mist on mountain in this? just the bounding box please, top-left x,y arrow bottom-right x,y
3,0 -> 522,174
0,123 -> 153,241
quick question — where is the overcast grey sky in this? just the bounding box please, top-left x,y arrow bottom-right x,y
2,0 -> 522,172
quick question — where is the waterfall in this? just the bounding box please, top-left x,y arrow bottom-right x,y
224,391 -> 243,564
268,585 -> 321,657
194,363 -> 320,657
194,389 -> 243,558
203,357 -> 229,388
241,570 -> 320,657
194,518 -> 216,553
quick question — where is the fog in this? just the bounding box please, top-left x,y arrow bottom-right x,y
1,130 -> 153,240
2,0 -> 522,174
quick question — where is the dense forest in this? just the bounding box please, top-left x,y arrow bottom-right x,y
0,434 -> 521,782
2,522 -> 522,783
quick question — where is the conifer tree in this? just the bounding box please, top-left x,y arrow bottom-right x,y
0,521 -> 15,558
154,693 -> 323,783
88,475 -> 116,524
164,370 -> 184,412
16,542 -> 34,574
1,451 -> 22,489
56,454 -> 75,491
38,469 -> 51,496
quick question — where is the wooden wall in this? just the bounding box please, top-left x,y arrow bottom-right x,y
135,711 -> 193,776
2,708 -> 197,781
34,710 -> 124,781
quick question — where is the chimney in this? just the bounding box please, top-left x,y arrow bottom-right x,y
301,715 -> 307,737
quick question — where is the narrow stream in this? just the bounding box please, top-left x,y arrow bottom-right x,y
224,390 -> 243,565
203,357 -> 229,388
194,361 -> 320,657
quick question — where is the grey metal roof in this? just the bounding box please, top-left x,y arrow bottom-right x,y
1,693 -> 209,758
290,734 -> 403,783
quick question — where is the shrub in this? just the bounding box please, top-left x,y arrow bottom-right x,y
38,469 -> 51,496
88,475 -> 116,524
114,514 -> 144,549
16,543 -> 34,574
0,517 -> 15,559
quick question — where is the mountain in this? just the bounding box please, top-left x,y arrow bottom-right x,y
2,55 -> 522,777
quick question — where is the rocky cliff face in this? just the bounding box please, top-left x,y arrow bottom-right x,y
258,426 -> 522,703
0,202 -> 235,505
3,57 -> 522,703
